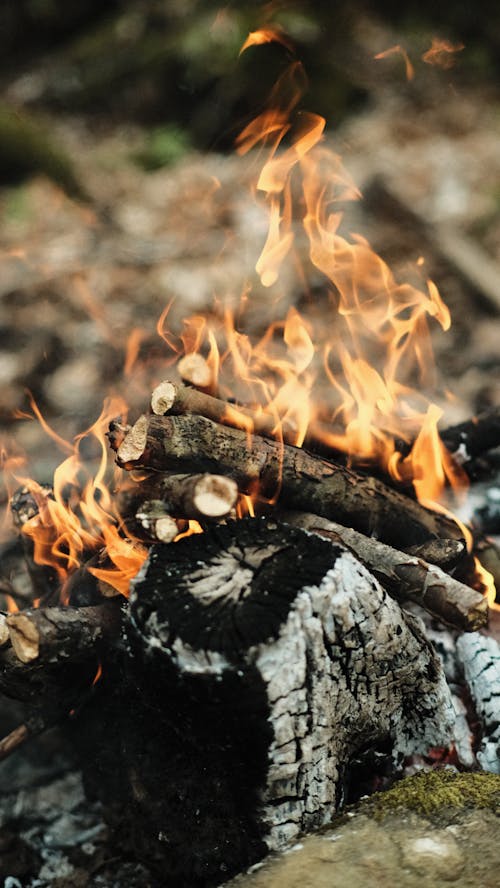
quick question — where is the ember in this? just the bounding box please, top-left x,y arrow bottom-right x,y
1,13 -> 500,888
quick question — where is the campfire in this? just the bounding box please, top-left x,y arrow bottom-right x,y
1,28 -> 500,888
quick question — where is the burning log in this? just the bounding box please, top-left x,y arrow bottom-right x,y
132,472 -> 238,521
439,406 -> 500,466
178,353 -> 213,390
150,379 -> 335,453
5,602 -> 122,664
78,519 -> 453,885
283,512 -> 487,632
135,501 -> 180,543
114,413 -> 464,550
10,485 -> 60,606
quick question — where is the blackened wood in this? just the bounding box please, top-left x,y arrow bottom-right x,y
106,419 -> 131,451
10,485 -> 60,606
111,517 -> 454,882
284,512 -> 487,631
0,613 -> 9,646
439,406 -> 500,464
114,413 -> 464,550
456,633 -> 500,772
6,602 -> 122,664
405,537 -> 466,570
0,723 -> 29,761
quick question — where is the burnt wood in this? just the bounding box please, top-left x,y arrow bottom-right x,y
114,413 -> 464,550
283,512 -> 487,631
77,519 -> 453,886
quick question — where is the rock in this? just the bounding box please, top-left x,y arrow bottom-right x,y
228,771 -> 500,888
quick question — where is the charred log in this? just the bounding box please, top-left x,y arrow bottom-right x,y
456,633 -> 500,773
283,512 -> 487,631
405,537 -> 466,570
10,485 -> 60,606
4,602 -> 122,665
76,519 -> 454,885
439,406 -> 500,465
113,413 -> 464,550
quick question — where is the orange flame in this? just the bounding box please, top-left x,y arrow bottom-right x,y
422,38 -> 464,69
374,45 -> 415,81
5,396 -> 147,600
4,33 -> 480,611
239,27 -> 295,56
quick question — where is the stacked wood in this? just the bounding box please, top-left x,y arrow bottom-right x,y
283,512 -> 487,631
113,413 -> 463,551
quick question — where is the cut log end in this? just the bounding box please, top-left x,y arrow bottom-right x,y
107,419 -> 132,452
0,614 -> 10,647
117,415 -> 149,464
6,613 -> 40,663
192,474 -> 238,518
178,353 -> 212,389
151,381 -> 177,416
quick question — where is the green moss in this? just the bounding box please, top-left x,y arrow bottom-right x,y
363,770 -> 500,821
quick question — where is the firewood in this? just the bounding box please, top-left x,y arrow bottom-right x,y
134,472 -> 238,521
405,537 -> 466,570
0,714 -> 49,763
10,485 -> 60,605
439,406 -> 500,465
149,379 -> 334,451
283,512 -> 487,632
0,723 -> 30,762
104,517 -> 453,881
6,602 -> 123,664
107,419 -> 132,451
135,501 -> 180,543
113,413 -> 464,550
178,353 -> 213,390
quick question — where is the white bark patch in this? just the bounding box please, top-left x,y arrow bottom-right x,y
251,551 -> 454,852
456,633 -> 500,772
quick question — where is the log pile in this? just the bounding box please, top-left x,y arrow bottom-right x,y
1,373 -> 499,885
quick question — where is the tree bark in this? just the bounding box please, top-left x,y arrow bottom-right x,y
149,379 -> 335,452
114,413 -> 464,550
283,512 -> 487,631
5,602 -> 123,664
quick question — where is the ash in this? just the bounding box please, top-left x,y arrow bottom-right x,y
0,717 -> 155,888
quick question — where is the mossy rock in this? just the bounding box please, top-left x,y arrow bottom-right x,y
363,769 -> 500,821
